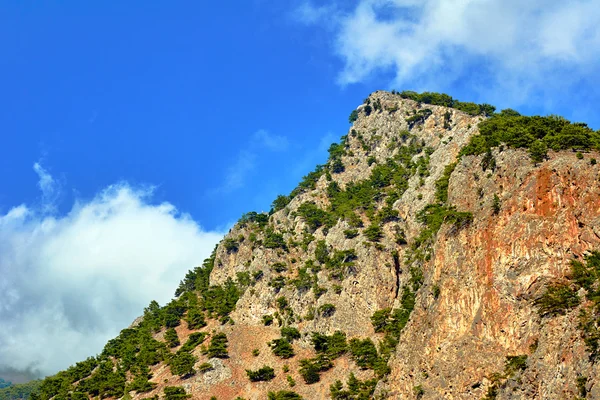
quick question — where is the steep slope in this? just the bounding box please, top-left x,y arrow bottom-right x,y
29,91 -> 600,400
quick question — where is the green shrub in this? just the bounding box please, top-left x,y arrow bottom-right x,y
311,331 -> 347,359
330,373 -> 377,400
163,386 -> 191,400
349,110 -> 359,123
165,328 -> 180,348
492,194 -> 501,215
534,283 -> 579,317
363,224 -> 383,242
268,390 -> 303,400
271,262 -> 287,273
263,315 -> 274,326
270,339 -> 295,359
271,195 -> 291,213
169,352 -> 197,377
281,327 -> 301,342
435,162 -> 457,204
504,355 -> 527,376
223,238 -> 239,253
246,366 -> 275,382
198,362 -> 213,373
185,307 -> 207,329
263,228 -> 287,249
179,332 -> 207,353
299,355 -> 333,384
344,229 -> 359,239
297,202 -> 336,232
207,333 -> 229,358
318,303 -> 336,317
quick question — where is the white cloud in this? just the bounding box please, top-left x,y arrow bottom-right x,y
296,0 -> 600,103
0,168 -> 223,378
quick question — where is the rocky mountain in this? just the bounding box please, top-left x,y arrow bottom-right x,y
27,91 -> 600,399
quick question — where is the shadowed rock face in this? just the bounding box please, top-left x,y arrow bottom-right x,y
27,91 -> 600,400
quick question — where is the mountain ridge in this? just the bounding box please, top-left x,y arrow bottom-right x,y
10,90 -> 600,400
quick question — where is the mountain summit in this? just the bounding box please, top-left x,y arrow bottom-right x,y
15,91 -> 600,399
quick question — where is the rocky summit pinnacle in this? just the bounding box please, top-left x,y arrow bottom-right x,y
18,91 -> 600,399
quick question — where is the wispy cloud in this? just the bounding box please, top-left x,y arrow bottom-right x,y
0,168 -> 223,378
217,150 -> 257,194
253,129 -> 289,152
210,129 -> 289,194
295,0 -> 600,105
33,162 -> 60,213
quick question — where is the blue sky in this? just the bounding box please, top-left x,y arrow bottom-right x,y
1,0 -> 599,380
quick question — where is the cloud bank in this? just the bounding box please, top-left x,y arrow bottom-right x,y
0,166 -> 223,378
297,0 -> 600,105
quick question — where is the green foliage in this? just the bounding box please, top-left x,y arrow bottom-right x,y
223,237 -> 239,253
492,194 -> 501,215
268,390 -> 303,400
207,333 -> 229,358
529,140 -> 548,164
504,355 -> 528,376
331,158 -> 345,173
299,355 -> 333,384
330,373 -> 378,400
271,262 -> 288,273
349,109 -> 359,123
435,162 -> 456,204
414,204 -> 473,248
169,351 -> 197,377
185,306 -> 207,330
344,229 -> 359,238
348,338 -> 386,373
534,283 -> 579,317
413,385 -> 425,399
165,328 -> 180,348
363,224 -> 383,242
263,227 -> 287,249
238,211 -> 269,228
318,303 -> 336,317
311,331 -> 347,359
281,327 -> 301,342
271,195 -> 291,213
269,276 -> 287,292
577,375 -> 588,398
290,267 -> 314,292
315,240 -> 329,264
397,91 -> 495,116
270,338 -> 295,359
0,380 -> 41,400
198,362 -> 213,373
406,108 -> 433,127
324,249 -> 357,281
276,296 -> 289,310
287,375 -> 296,387
461,112 -> 600,158
290,165 -> 325,198
179,332 -> 207,353
297,202 -> 336,232
246,366 -> 275,382
163,386 -> 191,400
262,315 -> 274,326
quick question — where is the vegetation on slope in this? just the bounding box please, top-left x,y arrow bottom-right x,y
24,90 -> 600,400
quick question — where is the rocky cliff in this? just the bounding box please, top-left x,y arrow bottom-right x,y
30,91 -> 600,400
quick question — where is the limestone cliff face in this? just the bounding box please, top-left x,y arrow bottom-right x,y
385,149 -> 600,399
43,91 -> 600,400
